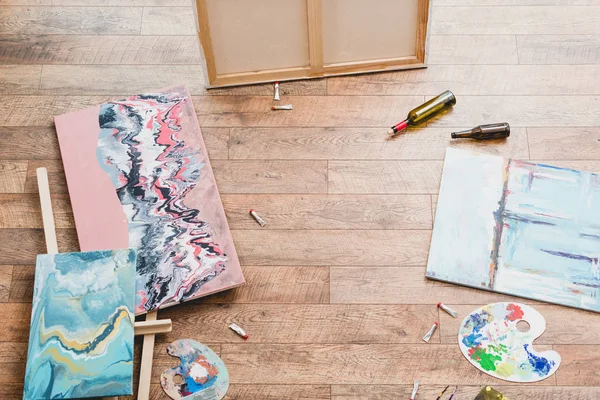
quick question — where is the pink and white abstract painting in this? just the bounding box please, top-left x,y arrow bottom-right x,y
55,86 -> 244,315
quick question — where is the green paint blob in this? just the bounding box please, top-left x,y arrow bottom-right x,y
471,348 -> 502,371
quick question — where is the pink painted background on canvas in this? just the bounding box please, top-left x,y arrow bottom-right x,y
54,85 -> 244,315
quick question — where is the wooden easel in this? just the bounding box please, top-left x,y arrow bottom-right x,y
36,168 -> 170,400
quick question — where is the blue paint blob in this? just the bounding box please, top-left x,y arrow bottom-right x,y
524,344 -> 555,376
462,332 -> 483,348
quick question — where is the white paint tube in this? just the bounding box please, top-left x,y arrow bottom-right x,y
422,322 -> 438,343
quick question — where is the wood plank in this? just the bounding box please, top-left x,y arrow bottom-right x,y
0,383 -> 27,400
0,342 -> 27,384
0,266 -> 12,303
223,194 -> 432,230
229,127 -> 528,160
232,230 -> 430,266
0,6 -> 143,35
0,95 -> 114,126
435,0 -> 596,5
332,385 -> 600,400
0,194 -> 73,229
327,65 -> 600,96
141,6 -> 195,35
328,161 -> 443,194
202,266 -> 330,304
206,80 -> 327,96
518,35 -> 600,65
430,6 -> 599,35
220,343 -> 555,385
0,127 -> 59,160
0,303 -> 31,342
425,96 -> 600,127
428,34 -> 518,65
157,304 -> 438,344
193,95 -> 425,127
212,160 -> 327,194
0,229 -> 78,265
9,265 -> 33,303
0,161 -> 27,193
440,305 -> 600,345
330,266 -> 543,305
39,65 -> 207,95
53,0 -> 190,5
0,35 -> 202,65
528,127 -> 600,160
225,385 -> 330,400
0,65 -> 41,95
555,345 -> 600,385
0,0 -> 49,5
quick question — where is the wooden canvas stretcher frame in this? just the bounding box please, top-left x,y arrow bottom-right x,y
195,0 -> 431,88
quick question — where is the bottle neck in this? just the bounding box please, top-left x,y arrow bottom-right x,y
451,129 -> 472,138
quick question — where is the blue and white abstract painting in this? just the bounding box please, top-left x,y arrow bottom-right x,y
23,249 -> 136,399
427,148 -> 600,312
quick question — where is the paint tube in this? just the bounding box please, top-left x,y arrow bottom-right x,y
410,380 -> 419,400
438,302 -> 458,318
249,209 -> 266,227
229,323 -> 248,339
272,104 -> 293,110
422,322 -> 438,343
274,82 -> 280,101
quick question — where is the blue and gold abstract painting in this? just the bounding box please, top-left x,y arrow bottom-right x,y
427,148 -> 600,312
23,249 -> 136,399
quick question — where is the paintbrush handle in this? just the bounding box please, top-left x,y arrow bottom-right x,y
36,168 -> 58,255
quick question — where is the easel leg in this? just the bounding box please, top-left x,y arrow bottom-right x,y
138,310 -> 158,400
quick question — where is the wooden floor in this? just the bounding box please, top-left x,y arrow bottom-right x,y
1,0 -> 600,399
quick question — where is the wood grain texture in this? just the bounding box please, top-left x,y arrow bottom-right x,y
430,6 -> 599,35
0,127 -> 59,160
518,35 -> 600,64
0,161 -> 27,193
221,343 -> 555,385
425,96 -> 600,127
435,0 -> 596,5
0,303 -> 31,341
528,127 -> 600,160
202,266 -> 330,304
230,127 -> 528,160
428,35 -> 518,64
0,6 -> 143,35
24,160 -> 67,194
39,65 -> 206,95
327,65 -> 600,96
225,385 -> 330,400
212,160 -> 327,194
0,0 -> 50,5
141,6 -> 195,35
232,230 -> 430,266
555,345 -> 600,385
0,95 -> 113,126
330,266 -> 535,305
157,304 -> 438,344
0,194 -> 73,229
0,35 -> 202,65
0,266 -> 12,303
439,305 -> 600,345
9,265 -> 33,303
53,0 -> 190,5
332,385 -> 600,400
193,95 -> 425,127
222,194 -> 432,230
0,229 -> 78,264
0,66 -> 41,94
328,161 -> 443,194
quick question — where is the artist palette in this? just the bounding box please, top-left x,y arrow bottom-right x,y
161,339 -> 229,399
458,302 -> 560,383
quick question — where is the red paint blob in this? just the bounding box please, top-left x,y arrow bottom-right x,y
506,303 -> 524,321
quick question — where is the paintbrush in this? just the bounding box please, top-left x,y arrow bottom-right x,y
435,385 -> 450,400
448,386 -> 457,400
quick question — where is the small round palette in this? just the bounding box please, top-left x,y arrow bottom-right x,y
161,339 -> 229,399
458,302 -> 560,382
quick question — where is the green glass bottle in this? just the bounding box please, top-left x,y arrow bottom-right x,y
387,90 -> 456,135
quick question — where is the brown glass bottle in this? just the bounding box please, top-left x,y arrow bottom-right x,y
451,123 -> 510,140
388,90 -> 456,135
